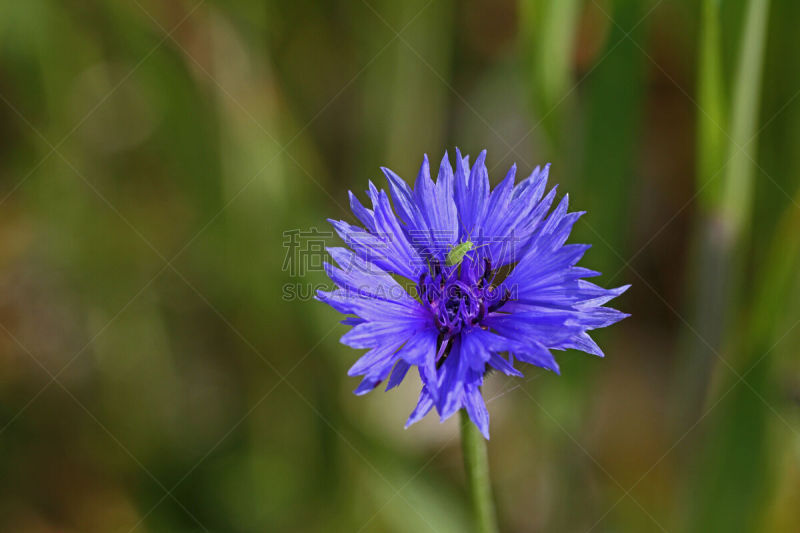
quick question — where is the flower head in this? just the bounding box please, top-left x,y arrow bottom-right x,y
318,150 -> 629,438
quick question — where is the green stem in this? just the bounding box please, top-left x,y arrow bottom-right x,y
460,410 -> 498,533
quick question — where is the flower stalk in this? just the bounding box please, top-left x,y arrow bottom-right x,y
460,409 -> 498,533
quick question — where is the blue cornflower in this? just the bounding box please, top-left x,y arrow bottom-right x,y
318,150 -> 629,438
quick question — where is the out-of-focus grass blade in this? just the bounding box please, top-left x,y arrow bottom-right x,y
575,0 -> 646,271
671,0 -> 729,432
718,0 -> 771,242
749,190 -> 800,341
696,0 -> 726,208
385,0 -> 453,166
685,187 -> 795,533
675,0 -> 771,415
681,1 -> 774,531
521,0 -> 581,147
358,0 -> 452,181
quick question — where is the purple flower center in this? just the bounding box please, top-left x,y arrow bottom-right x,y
418,257 -> 510,339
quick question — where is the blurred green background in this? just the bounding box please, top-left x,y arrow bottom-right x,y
0,0 -> 798,531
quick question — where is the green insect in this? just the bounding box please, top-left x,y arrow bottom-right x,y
445,240 -> 489,267
444,212 -> 491,268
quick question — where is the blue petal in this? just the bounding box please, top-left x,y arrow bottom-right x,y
381,166 -> 433,253
574,283 -> 631,309
477,163 -> 516,257
483,312 -> 582,347
328,218 -> 423,280
502,244 -> 592,294
405,387 -> 435,428
464,383 -> 490,439
488,353 -> 523,377
340,321 -> 421,349
509,280 -> 629,311
395,329 -> 440,401
316,290 -> 426,321
386,359 -> 411,390
348,191 -> 375,232
351,338 -> 408,396
454,149 -> 490,236
347,338 -> 405,376
436,337 -> 468,420
559,331 -> 604,357
381,166 -> 421,229
512,163 -> 549,202
413,154 -> 458,256
324,247 -> 415,303
491,184 -> 559,266
354,371 -> 391,395
510,341 -> 560,374
459,328 -> 493,372
577,306 -> 630,329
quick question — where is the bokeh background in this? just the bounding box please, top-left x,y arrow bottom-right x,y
0,0 -> 798,531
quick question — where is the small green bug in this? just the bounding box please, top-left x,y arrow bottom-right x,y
444,213 -> 490,268
445,241 -> 476,267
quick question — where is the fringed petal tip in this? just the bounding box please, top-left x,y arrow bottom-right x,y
404,389 -> 434,429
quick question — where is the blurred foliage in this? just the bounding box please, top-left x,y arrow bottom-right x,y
0,1 -> 798,532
